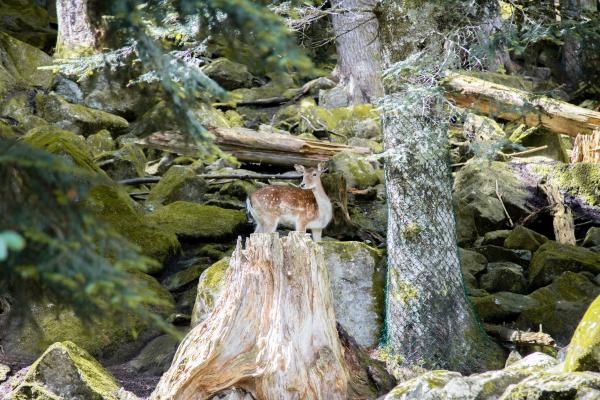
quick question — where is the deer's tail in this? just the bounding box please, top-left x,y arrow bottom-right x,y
246,197 -> 256,224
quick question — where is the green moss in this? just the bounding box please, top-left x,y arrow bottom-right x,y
331,150 -> 380,189
23,126 -> 102,173
202,257 -> 230,291
552,163 -> 600,206
86,130 -> 114,154
0,32 -> 53,90
86,184 -> 180,267
147,165 -> 208,207
564,295 -> 600,372
146,202 -> 247,239
95,144 -> 147,180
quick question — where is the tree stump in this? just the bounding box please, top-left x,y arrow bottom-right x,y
151,232 -> 348,400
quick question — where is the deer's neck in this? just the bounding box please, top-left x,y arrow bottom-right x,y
312,182 -> 332,221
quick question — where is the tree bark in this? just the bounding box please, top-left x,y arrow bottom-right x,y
135,129 -> 370,167
55,0 -> 104,58
541,181 -> 577,245
330,0 -> 384,104
151,232 -> 348,400
442,73 -> 600,137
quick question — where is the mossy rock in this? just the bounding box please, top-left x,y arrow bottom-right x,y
218,179 -> 256,201
518,272 -> 600,345
0,91 -> 49,132
385,370 -> 462,399
548,163 -> 600,207
86,184 -> 180,268
330,150 -> 380,189
86,130 -> 114,154
0,120 -> 17,138
583,227 -> 600,248
529,241 -> 600,289
201,57 -> 254,90
480,262 -> 527,294
9,341 -> 120,400
482,230 -> 512,246
146,165 -> 208,208
146,202 -> 247,240
23,126 -> 102,174
498,370 -> 600,400
298,103 -> 381,139
2,270 -> 175,361
127,333 -> 181,375
471,292 -> 539,323
230,72 -> 297,103
162,259 -> 210,292
473,245 -> 531,268
35,92 -> 129,137
95,144 -> 146,181
0,2 -> 55,50
504,225 -> 549,253
191,257 -> 230,326
453,160 -> 532,231
0,32 -> 53,93
564,295 -> 600,372
507,125 -> 569,162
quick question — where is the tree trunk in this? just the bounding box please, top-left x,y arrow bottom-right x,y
330,0 -> 384,104
55,0 -> 104,58
381,99 -> 504,373
151,232 -> 348,400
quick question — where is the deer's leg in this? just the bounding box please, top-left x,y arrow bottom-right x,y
311,229 -> 322,241
263,217 -> 279,233
295,219 -> 307,233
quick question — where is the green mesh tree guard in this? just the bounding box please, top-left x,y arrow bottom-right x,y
382,93 -> 504,374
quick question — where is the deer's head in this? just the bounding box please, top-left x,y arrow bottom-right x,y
295,163 -> 327,190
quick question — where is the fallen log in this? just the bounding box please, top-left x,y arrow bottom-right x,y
136,128 -> 370,167
118,173 -> 303,186
151,233 -> 348,400
484,324 -> 555,348
442,74 -> 600,137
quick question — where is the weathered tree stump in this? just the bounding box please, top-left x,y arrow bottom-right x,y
151,232 -> 348,400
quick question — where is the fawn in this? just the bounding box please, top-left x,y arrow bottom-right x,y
246,163 -> 332,241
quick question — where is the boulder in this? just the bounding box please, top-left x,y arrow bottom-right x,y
128,333 -> 181,375
146,165 -> 208,208
459,248 -> 487,276
218,180 -> 256,201
583,227 -> 600,248
320,241 -> 385,347
53,75 -> 84,104
330,150 -> 380,189
453,160 -> 532,232
299,103 -> 381,140
0,32 -> 53,94
192,242 -> 386,347
508,125 -> 570,162
162,260 -> 210,292
382,370 -> 462,400
0,363 -> 9,383
9,341 -> 120,400
146,202 -> 247,240
0,91 -> 49,131
504,225 -> 549,252
35,92 -> 129,137
482,230 -> 512,246
550,163 -> 600,207
529,242 -> 600,289
86,184 -> 180,267
95,144 -> 146,181
0,3 -> 55,50
318,86 -> 350,109
471,292 -> 538,323
479,262 -> 527,294
191,257 -> 229,327
473,245 -> 531,268
202,58 -> 254,90
1,270 -> 175,361
565,295 -> 600,372
518,272 -> 600,345
498,371 -> 600,400
86,130 -> 114,154
231,72 -> 297,103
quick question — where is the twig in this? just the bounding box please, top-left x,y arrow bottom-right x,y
503,145 -> 549,158
484,324 -> 555,347
496,180 -> 514,227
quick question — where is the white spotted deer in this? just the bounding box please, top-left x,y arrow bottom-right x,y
246,163 -> 332,241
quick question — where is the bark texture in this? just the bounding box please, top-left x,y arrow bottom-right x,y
151,232 -> 348,400
55,0 -> 102,58
330,0 -> 384,104
382,101 -> 504,373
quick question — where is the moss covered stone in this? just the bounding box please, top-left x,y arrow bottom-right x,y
146,165 -> 208,207
191,257 -> 230,326
86,184 -> 180,267
550,163 -> 600,206
471,292 -> 539,323
482,230 -> 512,246
298,103 -> 381,139
498,371 -> 600,399
146,202 -> 247,240
331,150 -> 380,189
518,272 -> 600,345
529,241 -> 600,289
35,93 -> 129,137
0,32 -> 53,94
231,72 -> 297,103
23,126 -> 102,173
583,227 -> 600,248
95,144 -> 147,181
86,130 -> 114,154
0,2 -> 55,50
162,259 -> 210,292
508,125 -> 569,162
479,262 -> 527,294
201,57 -> 254,90
0,91 -> 49,131
9,341 -> 120,400
564,295 -> 600,372
504,225 -> 549,253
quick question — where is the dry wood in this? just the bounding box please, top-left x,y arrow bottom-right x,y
571,131 -> 600,163
484,324 -> 556,347
151,233 -> 348,400
541,181 -> 576,245
495,180 -> 514,228
236,77 -> 336,107
136,128 -> 370,167
442,74 -> 600,137
118,173 -> 303,186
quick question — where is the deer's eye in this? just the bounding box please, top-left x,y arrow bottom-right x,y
313,173 -> 317,177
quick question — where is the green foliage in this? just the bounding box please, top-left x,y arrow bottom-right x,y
0,138 -> 173,333
0,230 -> 25,261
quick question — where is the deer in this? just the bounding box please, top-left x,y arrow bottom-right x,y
246,163 -> 332,241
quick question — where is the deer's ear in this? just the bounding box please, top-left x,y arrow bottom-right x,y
294,164 -> 305,173
317,162 -> 327,172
